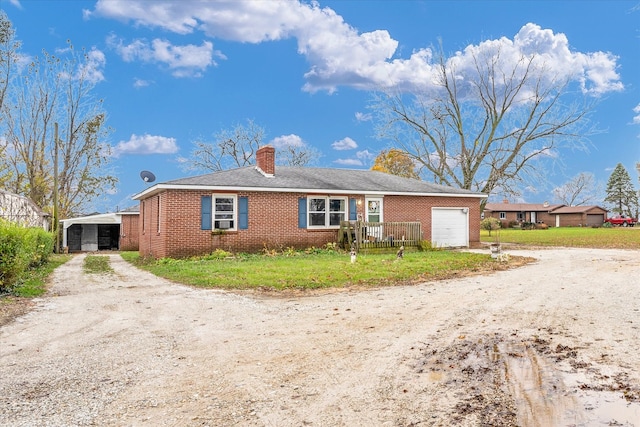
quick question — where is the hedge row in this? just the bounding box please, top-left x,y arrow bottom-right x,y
0,219 -> 54,293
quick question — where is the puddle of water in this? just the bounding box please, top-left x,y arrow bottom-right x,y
498,342 -> 584,427
565,377 -> 640,426
498,342 -> 640,427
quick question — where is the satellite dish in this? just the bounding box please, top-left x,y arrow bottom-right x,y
140,170 -> 156,183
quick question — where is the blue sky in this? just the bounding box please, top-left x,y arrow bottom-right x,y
2,0 -> 639,212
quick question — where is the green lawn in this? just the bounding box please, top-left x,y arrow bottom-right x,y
481,226 -> 640,249
121,227 -> 640,292
121,249 -> 507,291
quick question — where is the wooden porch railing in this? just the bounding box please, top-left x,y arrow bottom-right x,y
338,221 -> 422,251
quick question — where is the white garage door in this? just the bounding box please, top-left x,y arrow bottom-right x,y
431,208 -> 469,248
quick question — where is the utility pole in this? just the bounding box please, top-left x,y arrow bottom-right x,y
53,122 -> 60,253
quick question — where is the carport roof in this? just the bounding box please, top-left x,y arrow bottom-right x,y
61,212 -> 123,228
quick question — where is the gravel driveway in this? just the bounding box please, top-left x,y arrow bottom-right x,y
2,248 -> 640,426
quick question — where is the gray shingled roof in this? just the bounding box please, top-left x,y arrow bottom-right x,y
484,203 -> 562,212
135,166 -> 485,199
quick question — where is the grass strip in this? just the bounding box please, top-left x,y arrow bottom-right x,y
83,255 -> 114,274
8,254 -> 71,298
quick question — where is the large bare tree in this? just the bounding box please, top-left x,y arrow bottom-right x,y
552,172 -> 602,206
373,44 -> 597,203
0,24 -> 115,217
184,119 -> 318,172
0,12 -> 19,187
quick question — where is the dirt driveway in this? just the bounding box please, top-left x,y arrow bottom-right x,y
2,248 -> 640,426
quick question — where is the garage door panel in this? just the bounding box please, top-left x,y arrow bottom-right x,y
432,208 -> 468,248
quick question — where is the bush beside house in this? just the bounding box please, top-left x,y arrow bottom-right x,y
0,219 -> 54,292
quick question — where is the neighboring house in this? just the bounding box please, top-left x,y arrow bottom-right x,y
483,202 -> 607,227
547,205 -> 607,227
0,189 -> 50,230
133,146 -> 487,258
61,206 -> 139,252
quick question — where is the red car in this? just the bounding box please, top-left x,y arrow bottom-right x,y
604,214 -> 637,227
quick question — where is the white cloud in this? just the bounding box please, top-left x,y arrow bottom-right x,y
92,2 -> 623,95
107,35 -> 217,77
356,149 -> 375,161
331,137 -> 357,151
355,112 -> 372,122
633,103 -> 640,125
333,158 -> 363,166
133,78 -> 152,88
79,48 -> 106,83
113,134 -> 179,157
269,134 -> 305,148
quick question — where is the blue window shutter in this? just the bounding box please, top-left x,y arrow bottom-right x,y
349,198 -> 357,221
239,196 -> 248,230
201,196 -> 212,230
298,197 -> 307,228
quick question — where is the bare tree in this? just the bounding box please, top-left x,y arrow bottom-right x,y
186,119 -> 264,172
552,172 -> 602,206
0,11 -> 19,117
0,12 -> 20,187
185,120 -> 319,172
373,44 -> 596,205
1,36 -> 115,217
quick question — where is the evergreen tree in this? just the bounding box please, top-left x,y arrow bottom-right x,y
604,163 -> 638,216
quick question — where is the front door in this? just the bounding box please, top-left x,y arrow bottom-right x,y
365,197 -> 383,241
365,198 -> 383,222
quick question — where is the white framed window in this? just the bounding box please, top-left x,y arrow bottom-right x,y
499,212 -> 506,220
308,197 -> 347,228
213,195 -> 237,231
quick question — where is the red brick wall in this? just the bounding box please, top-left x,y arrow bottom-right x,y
139,190 -> 483,258
119,214 -> 139,251
557,213 -> 584,227
384,195 -> 482,243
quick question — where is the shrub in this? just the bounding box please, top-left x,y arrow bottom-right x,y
418,240 -> 438,251
0,220 -> 54,292
200,248 -> 233,260
480,217 -> 501,236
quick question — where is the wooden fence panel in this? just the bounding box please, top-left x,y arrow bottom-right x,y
338,221 -> 422,251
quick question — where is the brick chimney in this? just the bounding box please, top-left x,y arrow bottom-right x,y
255,145 -> 275,176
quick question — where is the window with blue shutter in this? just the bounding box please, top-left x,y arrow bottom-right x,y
201,195 -> 212,230
239,197 -> 248,230
298,197 -> 307,228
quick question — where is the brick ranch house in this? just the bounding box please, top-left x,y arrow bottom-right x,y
133,146 -> 487,258
483,202 -> 607,227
